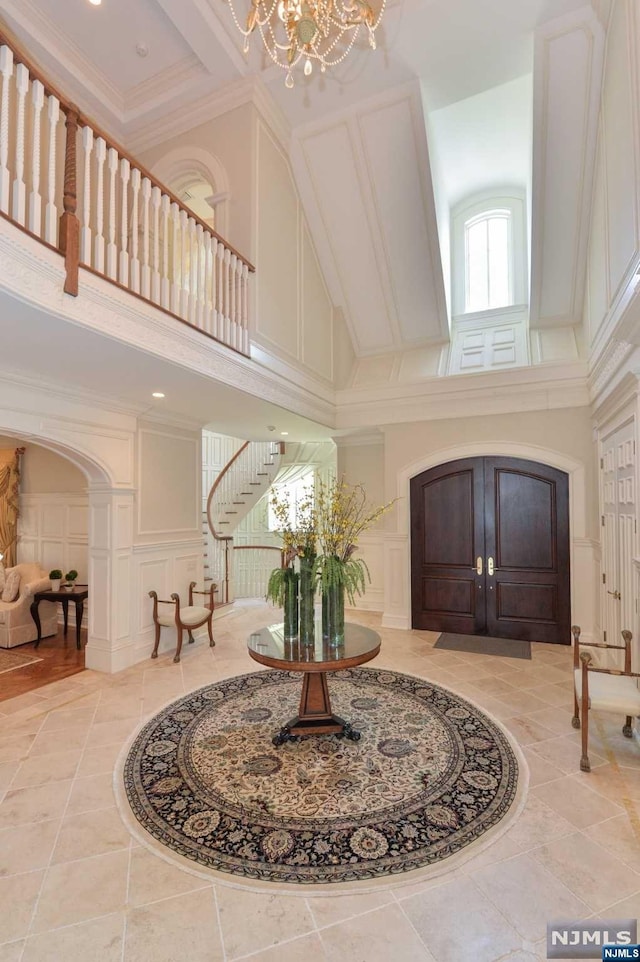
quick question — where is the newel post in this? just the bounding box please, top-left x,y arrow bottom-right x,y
59,104 -> 80,296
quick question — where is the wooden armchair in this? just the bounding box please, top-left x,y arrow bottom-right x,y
571,624 -> 640,772
149,582 -> 216,663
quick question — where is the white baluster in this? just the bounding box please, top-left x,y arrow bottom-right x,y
188,217 -> 198,324
44,94 -> 60,245
195,222 -> 204,328
106,146 -> 118,280
216,242 -> 225,338
224,247 -> 231,344
203,232 -> 213,334
140,177 -> 151,298
28,79 -> 44,236
242,263 -> 249,353
12,62 -> 29,225
79,126 -> 93,264
119,157 -> 130,286
161,193 -> 170,309
151,185 -> 161,304
230,253 -> 237,343
170,201 -> 180,314
0,46 -> 14,215
130,168 -> 141,293
210,236 -> 219,338
180,208 -> 189,318
93,137 -> 106,272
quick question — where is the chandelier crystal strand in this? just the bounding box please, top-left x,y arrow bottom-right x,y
226,0 -> 385,85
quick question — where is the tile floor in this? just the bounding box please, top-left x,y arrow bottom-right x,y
0,604 -> 638,962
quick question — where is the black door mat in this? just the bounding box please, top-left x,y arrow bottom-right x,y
434,633 -> 532,660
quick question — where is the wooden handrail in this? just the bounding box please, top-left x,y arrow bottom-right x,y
206,441 -> 250,540
0,23 -> 255,274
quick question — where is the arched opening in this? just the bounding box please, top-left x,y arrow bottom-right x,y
0,430 -> 109,695
151,147 -> 230,240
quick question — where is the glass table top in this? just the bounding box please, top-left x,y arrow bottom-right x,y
248,619 -> 380,666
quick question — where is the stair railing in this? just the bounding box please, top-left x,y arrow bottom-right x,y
0,25 -> 254,356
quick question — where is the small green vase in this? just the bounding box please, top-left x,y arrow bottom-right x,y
299,553 -> 316,646
283,568 -> 299,640
322,580 -> 345,647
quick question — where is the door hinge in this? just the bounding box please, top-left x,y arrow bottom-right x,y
601,515 -> 605,526
604,630 -> 607,641
602,572 -> 606,584
600,457 -> 604,469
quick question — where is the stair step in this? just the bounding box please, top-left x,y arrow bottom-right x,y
249,482 -> 261,486
257,472 -> 268,476
239,491 -> 253,495
218,521 -> 231,525
232,501 -> 246,505
224,511 -> 239,515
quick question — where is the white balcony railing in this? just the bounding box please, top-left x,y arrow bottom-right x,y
0,29 -> 253,356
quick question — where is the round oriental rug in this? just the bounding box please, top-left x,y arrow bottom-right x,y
120,667 -> 524,886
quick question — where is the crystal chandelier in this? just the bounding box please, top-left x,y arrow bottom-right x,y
225,0 -> 385,87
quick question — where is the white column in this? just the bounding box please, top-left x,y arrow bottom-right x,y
86,486 -> 135,674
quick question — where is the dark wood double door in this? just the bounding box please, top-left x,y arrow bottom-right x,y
410,457 -> 570,645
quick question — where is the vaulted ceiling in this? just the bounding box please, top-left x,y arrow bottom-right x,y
2,0 -> 607,359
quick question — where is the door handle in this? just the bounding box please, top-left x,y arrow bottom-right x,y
607,589 -> 621,600
487,557 -> 494,576
476,556 -> 483,575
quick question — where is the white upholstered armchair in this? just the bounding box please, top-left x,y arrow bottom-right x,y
0,563 -> 57,648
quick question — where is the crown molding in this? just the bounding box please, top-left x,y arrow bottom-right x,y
125,55 -> 207,118
126,75 -> 291,156
335,360 -> 589,428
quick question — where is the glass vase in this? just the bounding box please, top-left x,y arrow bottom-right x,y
322,580 -> 345,647
283,568 -> 299,641
299,553 -> 316,646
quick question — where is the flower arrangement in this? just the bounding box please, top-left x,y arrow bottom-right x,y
315,477 -> 396,603
265,482 -> 316,606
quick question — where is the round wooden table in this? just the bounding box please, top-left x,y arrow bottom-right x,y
247,621 -> 381,746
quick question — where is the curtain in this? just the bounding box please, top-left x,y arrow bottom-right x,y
0,448 -> 24,567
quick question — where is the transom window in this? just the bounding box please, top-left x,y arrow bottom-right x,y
464,209 -> 511,312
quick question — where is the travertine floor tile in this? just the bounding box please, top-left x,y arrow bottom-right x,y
320,902 -> 435,962
470,853 -> 590,940
127,847 -> 210,906
0,819 -> 60,876
401,876 -> 521,962
243,933 -> 329,962
216,885 -> 316,958
22,912 -> 125,962
11,748 -> 82,790
0,780 -> 72,827
65,773 -> 115,814
530,832 -> 640,911
124,888 -> 223,962
0,940 -> 25,961
32,851 -> 129,932
52,806 -> 131,863
0,870 -> 44,942
306,889 -> 393,929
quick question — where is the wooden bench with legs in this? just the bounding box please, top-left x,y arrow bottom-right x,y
571,624 -> 640,772
149,582 -> 216,664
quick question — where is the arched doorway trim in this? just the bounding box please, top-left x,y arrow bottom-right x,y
151,147 -> 230,240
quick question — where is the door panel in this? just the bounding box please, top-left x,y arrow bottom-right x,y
484,458 -> 569,643
410,460 -> 484,633
411,456 -> 570,644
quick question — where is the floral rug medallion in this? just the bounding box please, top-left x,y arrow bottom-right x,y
122,668 -> 520,885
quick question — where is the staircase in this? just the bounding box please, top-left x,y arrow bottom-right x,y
203,441 -> 284,602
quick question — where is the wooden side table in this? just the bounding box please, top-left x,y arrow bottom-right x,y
30,586 -> 89,650
248,620 -> 381,745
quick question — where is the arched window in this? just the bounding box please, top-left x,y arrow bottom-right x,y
451,191 -> 527,318
464,208 -> 511,312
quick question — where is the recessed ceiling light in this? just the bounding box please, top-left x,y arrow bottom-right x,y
280,431 -> 289,436
88,0 -> 102,6
152,392 -> 165,398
